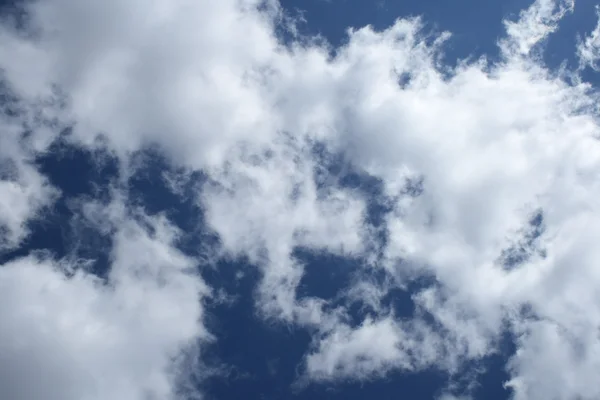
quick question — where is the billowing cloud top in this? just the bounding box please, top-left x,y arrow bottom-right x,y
1,0 -> 600,399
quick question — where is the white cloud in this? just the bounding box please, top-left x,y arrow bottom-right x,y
502,0 -> 574,56
0,98 -> 59,250
0,0 -> 283,168
505,318 -> 600,400
305,316 -> 446,381
577,6 -> 600,71
0,162 -> 57,249
201,139 -> 366,323
2,0 -> 600,399
0,199 -> 211,400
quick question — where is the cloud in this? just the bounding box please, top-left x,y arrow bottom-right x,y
505,318 -> 600,400
201,139 -> 367,323
577,6 -> 600,71
0,159 -> 57,249
438,395 -> 473,400
502,0 -> 574,56
304,316 -> 445,381
0,198 -> 211,400
0,0 -> 283,168
2,0 -> 600,399
0,83 -> 60,249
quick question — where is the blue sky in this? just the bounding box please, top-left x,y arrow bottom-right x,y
283,0 -> 522,58
2,1 -> 600,400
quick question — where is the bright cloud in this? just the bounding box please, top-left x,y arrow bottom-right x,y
2,0 -> 600,399
0,199 -> 211,400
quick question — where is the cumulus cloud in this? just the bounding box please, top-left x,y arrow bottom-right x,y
0,82 -> 60,249
0,198 -> 210,400
2,0 -> 600,399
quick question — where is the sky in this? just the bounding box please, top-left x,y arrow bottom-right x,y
1,0 -> 600,399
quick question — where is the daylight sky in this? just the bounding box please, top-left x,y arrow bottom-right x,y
1,0 -> 600,399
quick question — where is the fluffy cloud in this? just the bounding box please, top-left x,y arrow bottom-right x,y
0,87 -> 60,249
2,0 -> 600,399
0,199 -> 210,400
